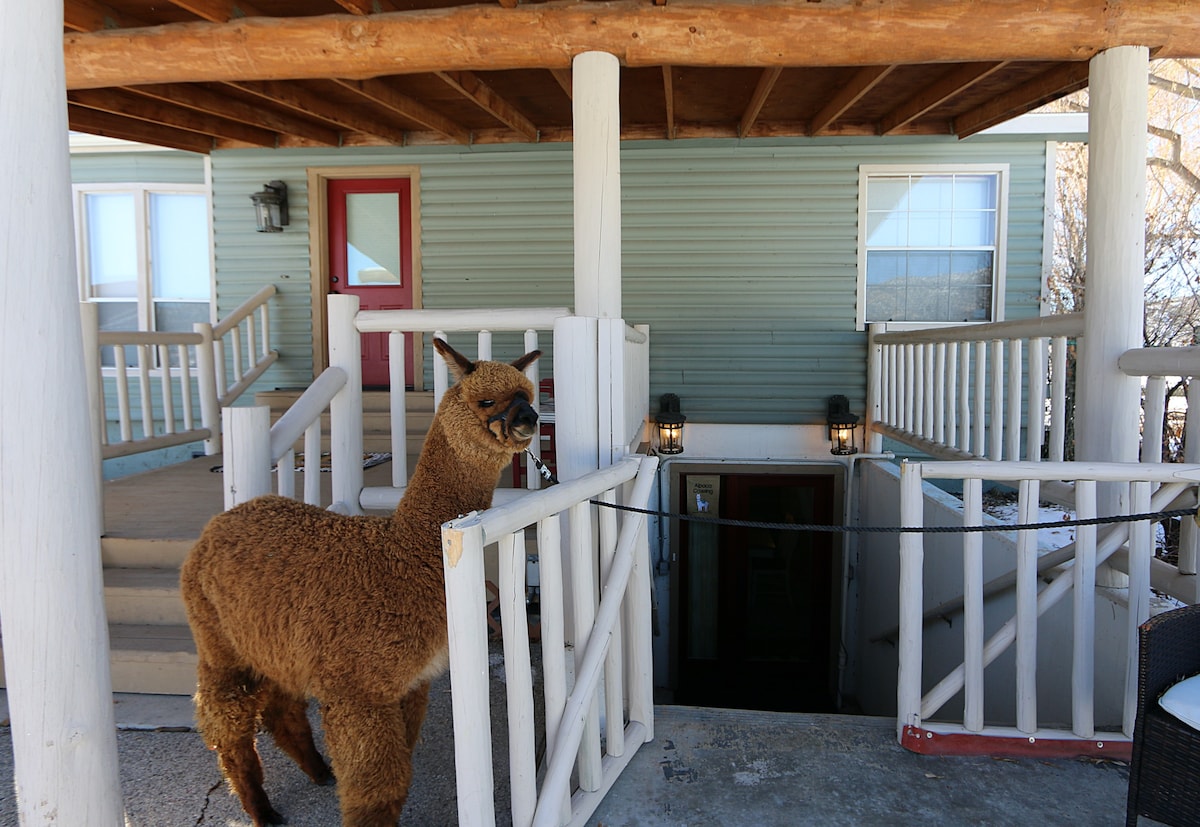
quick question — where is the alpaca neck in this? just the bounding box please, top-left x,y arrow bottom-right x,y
390,417 -> 509,541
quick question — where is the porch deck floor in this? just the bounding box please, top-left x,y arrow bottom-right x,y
0,686 -> 1133,826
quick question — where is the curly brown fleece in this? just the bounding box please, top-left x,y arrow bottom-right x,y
180,338 -> 540,827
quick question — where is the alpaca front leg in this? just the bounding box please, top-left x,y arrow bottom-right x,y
401,681 -> 432,748
322,699 -> 413,827
194,664 -> 284,826
260,683 -> 334,786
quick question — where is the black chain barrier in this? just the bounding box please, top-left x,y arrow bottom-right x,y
523,450 -> 1200,535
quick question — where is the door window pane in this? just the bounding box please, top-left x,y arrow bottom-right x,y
85,193 -> 137,299
346,193 -> 401,285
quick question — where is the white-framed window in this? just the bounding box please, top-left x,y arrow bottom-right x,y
857,164 -> 1009,330
73,183 -> 212,365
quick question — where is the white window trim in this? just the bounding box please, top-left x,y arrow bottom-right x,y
72,182 -> 213,332
856,163 -> 1010,332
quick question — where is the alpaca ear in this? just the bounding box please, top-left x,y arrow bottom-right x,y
433,337 -> 475,379
510,350 -> 542,372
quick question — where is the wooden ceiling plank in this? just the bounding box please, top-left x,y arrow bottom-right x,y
335,0 -> 399,13
333,78 -> 471,144
124,83 -> 340,145
662,65 -> 675,140
232,79 -> 407,145
64,0 -> 146,32
435,71 -> 539,141
737,66 -> 782,139
954,62 -> 1091,137
880,61 -> 1010,135
68,105 -> 215,153
810,64 -> 896,135
64,1 -> 1200,89
69,88 -> 277,146
166,0 -> 264,22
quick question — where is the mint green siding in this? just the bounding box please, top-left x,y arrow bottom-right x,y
210,136 -> 1050,425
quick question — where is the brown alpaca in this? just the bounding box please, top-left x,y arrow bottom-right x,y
180,339 -> 540,827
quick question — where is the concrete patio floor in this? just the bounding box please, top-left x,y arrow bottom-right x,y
0,676 -> 1133,826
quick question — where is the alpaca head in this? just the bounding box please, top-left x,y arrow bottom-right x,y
432,337 -> 542,456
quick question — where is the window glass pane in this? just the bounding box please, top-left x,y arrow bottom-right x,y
866,211 -> 906,246
346,193 -> 401,285
85,193 -> 137,299
907,175 -> 954,210
908,211 -> 952,246
155,301 -> 211,366
951,210 -> 996,246
97,301 -> 138,367
953,174 -> 997,209
150,193 -> 210,300
866,177 -> 911,211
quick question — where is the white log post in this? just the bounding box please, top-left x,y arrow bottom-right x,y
328,294 -> 365,514
1076,46 -> 1149,472
573,51 -> 622,319
222,406 -> 272,509
0,2 -> 124,823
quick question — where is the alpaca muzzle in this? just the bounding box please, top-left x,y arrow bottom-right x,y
488,395 -> 539,441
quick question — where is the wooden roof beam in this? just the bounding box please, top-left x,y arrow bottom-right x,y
738,67 -> 782,139
64,0 -> 1200,89
335,0 -> 400,13
68,88 -> 277,146
954,62 -> 1091,137
332,78 -> 471,144
880,61 -> 1010,135
123,83 -> 340,145
68,105 -> 215,153
810,65 -> 896,135
231,79 -> 410,144
435,71 -> 539,141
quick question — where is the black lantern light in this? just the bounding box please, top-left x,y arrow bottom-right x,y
827,394 -> 860,456
655,393 -> 686,455
250,180 -> 289,232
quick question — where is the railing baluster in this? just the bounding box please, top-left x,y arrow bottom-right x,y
933,343 -> 946,445
138,344 -> 153,439
1006,339 -> 1022,460
1015,477 -> 1039,734
159,344 -> 175,435
598,488 -> 625,758
536,513 -> 573,825
1072,479 -> 1097,738
1026,337 -> 1046,461
499,530 -> 538,826
1124,480 -> 1152,737
115,348 -> 133,443
568,500 -> 603,792
973,341 -> 987,457
959,341 -> 971,454
962,477 -> 984,732
389,331 -> 409,489
1049,335 -> 1068,461
989,340 -> 1004,461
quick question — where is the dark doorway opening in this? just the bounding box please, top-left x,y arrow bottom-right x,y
672,466 -> 843,713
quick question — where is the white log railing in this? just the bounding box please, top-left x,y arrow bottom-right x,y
442,454 -> 659,827
868,315 -> 1084,463
897,459 -> 1200,752
335,298 -> 572,512
83,284 -> 278,459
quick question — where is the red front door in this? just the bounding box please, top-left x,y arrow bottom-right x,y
328,178 -> 415,388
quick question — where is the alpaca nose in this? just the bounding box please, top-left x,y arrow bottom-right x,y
508,398 -> 538,439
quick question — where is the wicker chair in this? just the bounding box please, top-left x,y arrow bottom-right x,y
1126,603 -> 1200,827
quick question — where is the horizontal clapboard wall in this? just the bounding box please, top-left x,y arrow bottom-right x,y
209,136 -> 1051,426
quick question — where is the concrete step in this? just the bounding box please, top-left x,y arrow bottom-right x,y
109,623 -> 197,696
104,567 -> 187,626
0,623 -> 197,697
101,536 -> 193,569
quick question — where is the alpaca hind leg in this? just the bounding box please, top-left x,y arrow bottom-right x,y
260,683 -> 334,785
401,681 -> 432,748
322,699 -> 412,827
194,663 -> 283,826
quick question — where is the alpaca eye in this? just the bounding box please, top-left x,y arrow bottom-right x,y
478,399 -> 495,408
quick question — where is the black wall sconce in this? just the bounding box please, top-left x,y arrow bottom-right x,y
827,394 -> 860,456
250,180 -> 289,232
655,393 -> 686,455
